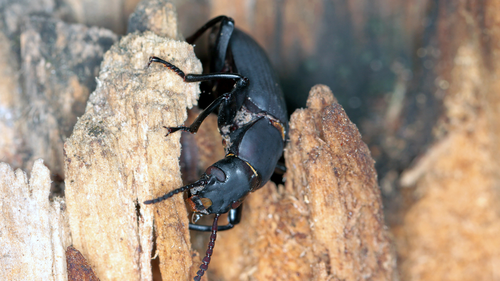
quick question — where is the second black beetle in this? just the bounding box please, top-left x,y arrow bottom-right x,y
145,15 -> 288,281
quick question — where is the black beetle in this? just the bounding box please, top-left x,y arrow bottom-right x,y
145,15 -> 288,281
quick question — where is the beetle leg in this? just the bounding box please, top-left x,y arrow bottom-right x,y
185,16 -> 234,72
164,76 -> 248,136
274,161 -> 287,175
148,56 -> 247,84
185,15 -> 234,44
148,57 -> 249,135
148,56 -> 248,135
184,72 -> 246,83
227,204 -> 243,226
189,204 -> 242,231
164,92 -> 231,135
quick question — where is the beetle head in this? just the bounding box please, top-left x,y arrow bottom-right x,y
187,156 -> 259,215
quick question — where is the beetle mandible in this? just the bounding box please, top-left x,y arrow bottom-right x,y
144,15 -> 288,281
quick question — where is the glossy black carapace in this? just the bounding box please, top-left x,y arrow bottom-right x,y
144,16 -> 288,281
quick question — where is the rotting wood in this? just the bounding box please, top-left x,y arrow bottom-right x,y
63,24 -> 202,281
0,159 -> 71,281
0,27 -> 22,169
18,16 -> 118,185
127,0 -> 182,40
0,14 -> 118,197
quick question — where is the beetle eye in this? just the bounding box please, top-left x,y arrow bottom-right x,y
206,166 -> 226,182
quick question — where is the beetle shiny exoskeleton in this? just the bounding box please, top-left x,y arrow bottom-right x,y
144,16 -> 288,281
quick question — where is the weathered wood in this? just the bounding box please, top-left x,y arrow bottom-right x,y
0,27 -> 23,169
0,159 -> 71,281
63,28 -> 202,280
127,0 -> 181,40
0,0 -> 58,170
18,16 -> 118,184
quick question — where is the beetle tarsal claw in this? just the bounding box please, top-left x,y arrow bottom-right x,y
191,212 -> 203,224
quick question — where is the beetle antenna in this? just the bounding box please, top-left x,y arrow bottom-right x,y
144,180 -> 206,205
194,214 -> 220,281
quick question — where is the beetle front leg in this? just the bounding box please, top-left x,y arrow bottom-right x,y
185,16 -> 235,72
189,205 -> 243,232
165,92 -> 230,136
